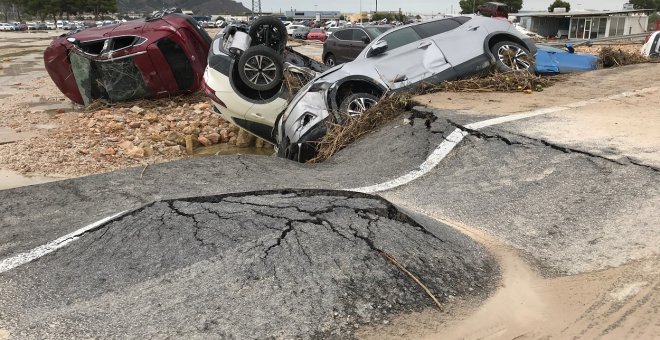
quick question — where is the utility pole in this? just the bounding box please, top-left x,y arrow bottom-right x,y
375,0 -> 377,13
252,0 -> 262,18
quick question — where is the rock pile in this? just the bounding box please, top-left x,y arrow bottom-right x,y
0,95 -> 272,177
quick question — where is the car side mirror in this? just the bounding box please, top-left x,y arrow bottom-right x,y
370,40 -> 388,56
361,36 -> 370,44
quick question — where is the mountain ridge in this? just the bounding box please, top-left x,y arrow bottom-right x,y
116,0 -> 251,15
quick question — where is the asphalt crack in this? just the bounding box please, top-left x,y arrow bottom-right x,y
448,120 -> 660,172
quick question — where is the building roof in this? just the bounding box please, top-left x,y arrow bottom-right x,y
516,9 -> 654,18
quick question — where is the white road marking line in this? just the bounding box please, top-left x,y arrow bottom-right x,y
352,87 -> 658,194
0,87 -> 657,274
0,211 -> 127,274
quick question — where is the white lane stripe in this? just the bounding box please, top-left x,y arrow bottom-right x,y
466,87 -> 659,130
0,211 -> 127,274
1,87 -> 657,273
352,86 -> 658,194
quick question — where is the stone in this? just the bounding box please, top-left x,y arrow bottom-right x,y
144,112 -> 159,123
219,129 -> 230,143
126,146 -> 145,158
198,136 -> 211,147
193,102 -> 209,111
235,129 -> 256,148
87,119 -> 97,128
119,141 -> 133,150
107,122 -> 124,131
207,133 -> 220,144
130,106 -> 145,114
101,147 -> 116,155
129,121 -> 141,129
185,135 -> 194,155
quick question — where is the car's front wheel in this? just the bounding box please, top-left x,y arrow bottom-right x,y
491,41 -> 533,72
340,93 -> 379,117
238,45 -> 284,91
324,53 -> 336,67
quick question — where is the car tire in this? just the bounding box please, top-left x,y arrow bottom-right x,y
339,93 -> 379,117
248,16 -> 288,54
238,45 -> 284,91
491,41 -> 533,72
324,53 -> 336,67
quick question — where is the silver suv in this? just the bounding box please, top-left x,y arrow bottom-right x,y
277,15 -> 537,161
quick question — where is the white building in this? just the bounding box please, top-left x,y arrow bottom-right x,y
517,9 -> 651,39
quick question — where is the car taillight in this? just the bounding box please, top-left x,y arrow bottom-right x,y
201,78 -> 226,108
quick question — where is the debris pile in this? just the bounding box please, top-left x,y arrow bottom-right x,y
431,71 -> 561,93
0,93 -> 271,177
311,93 -> 415,162
598,47 -> 649,68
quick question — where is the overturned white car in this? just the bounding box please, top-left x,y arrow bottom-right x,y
203,16 -> 537,162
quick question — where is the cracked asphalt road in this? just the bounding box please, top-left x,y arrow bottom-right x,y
1,64 -> 659,338
0,190 -> 497,339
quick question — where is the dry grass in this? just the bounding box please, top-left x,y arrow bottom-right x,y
283,69 -> 315,99
429,71 -> 562,93
310,93 -> 415,163
599,47 -> 650,68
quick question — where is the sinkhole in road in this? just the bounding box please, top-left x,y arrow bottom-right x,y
1,189 -> 498,339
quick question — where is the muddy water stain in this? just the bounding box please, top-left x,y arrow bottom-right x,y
194,144 -> 275,157
0,169 -> 64,190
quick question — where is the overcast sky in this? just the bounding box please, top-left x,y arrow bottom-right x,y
245,0 -> 629,14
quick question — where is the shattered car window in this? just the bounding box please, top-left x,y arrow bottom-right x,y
69,53 -> 151,105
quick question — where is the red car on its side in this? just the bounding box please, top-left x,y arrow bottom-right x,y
306,28 -> 327,42
44,11 -> 211,105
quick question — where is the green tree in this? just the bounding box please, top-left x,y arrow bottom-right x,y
628,0 -> 660,10
459,0 -> 524,14
548,0 -> 570,12
84,0 -> 116,19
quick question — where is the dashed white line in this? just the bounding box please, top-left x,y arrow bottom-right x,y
0,211 -> 127,274
0,86 -> 656,273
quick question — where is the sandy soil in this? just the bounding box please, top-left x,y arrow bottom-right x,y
359,214 -> 660,340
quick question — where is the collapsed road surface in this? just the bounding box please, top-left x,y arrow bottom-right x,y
1,63 -> 659,339
0,190 -> 497,339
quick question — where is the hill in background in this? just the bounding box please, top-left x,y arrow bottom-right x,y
117,0 -> 251,15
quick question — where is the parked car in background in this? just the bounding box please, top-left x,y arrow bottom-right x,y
11,22 -> 27,31
45,22 -> 56,30
307,28 -> 327,42
278,16 -> 537,161
477,2 -> 509,18
34,22 -> 48,30
293,26 -> 311,39
0,23 -> 15,31
326,27 -> 341,37
641,31 -> 659,58
44,11 -> 212,105
322,25 -> 392,66
26,22 -> 37,30
287,24 -> 305,36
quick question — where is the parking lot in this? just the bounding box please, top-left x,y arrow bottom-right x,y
1,24 -> 659,339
